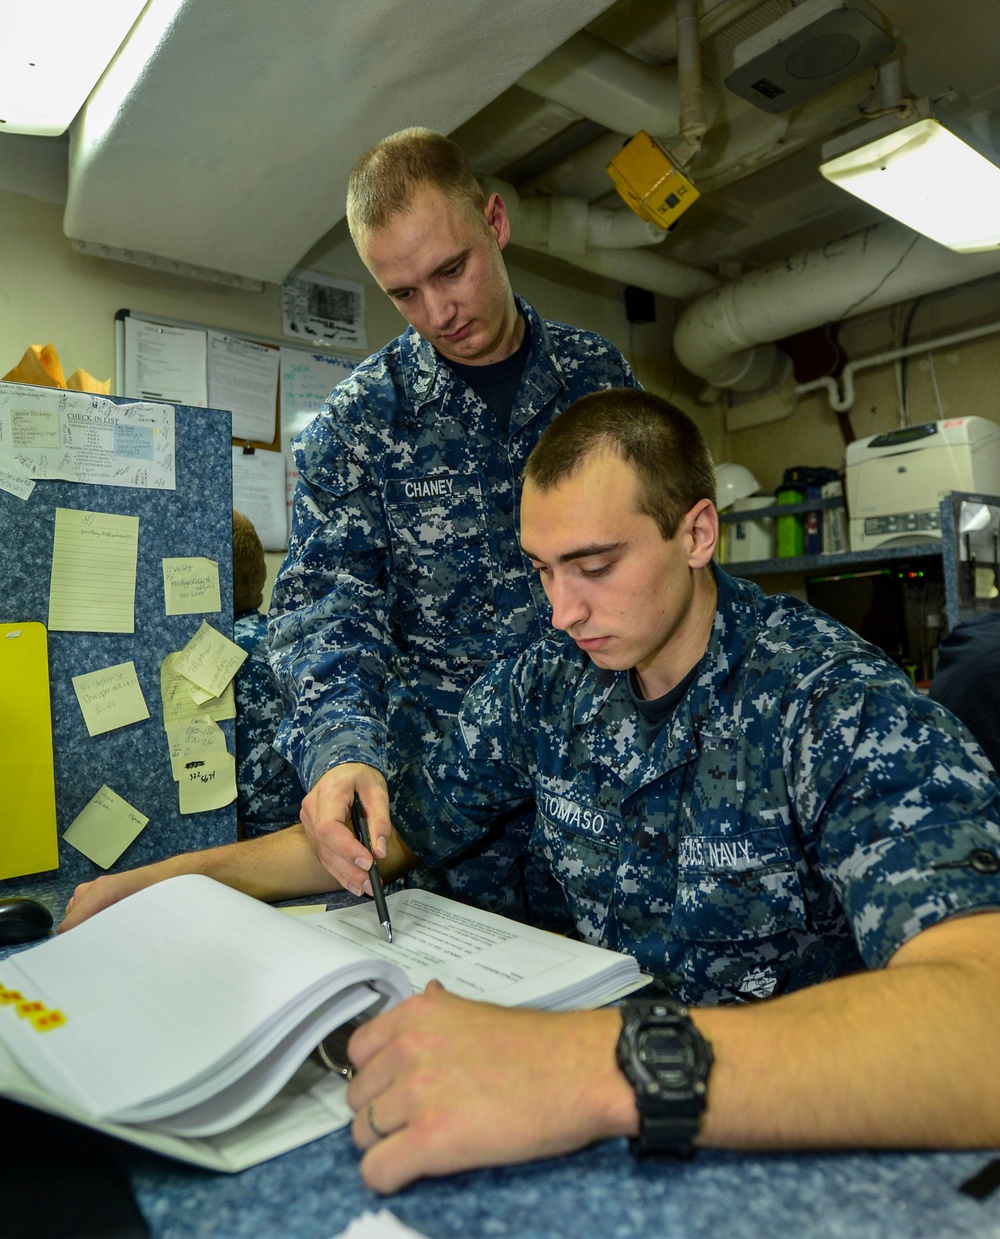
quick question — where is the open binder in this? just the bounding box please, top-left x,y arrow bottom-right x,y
0,876 -> 645,1170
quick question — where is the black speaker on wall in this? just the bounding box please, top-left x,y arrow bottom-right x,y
625,285 -> 656,324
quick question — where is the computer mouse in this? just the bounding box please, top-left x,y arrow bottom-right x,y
0,896 -> 54,946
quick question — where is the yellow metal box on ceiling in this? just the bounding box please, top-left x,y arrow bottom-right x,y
606,130 -> 700,231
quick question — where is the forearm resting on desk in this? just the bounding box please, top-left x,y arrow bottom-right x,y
695,909 -> 1000,1151
344,911 -> 1000,1194
59,824 -> 337,930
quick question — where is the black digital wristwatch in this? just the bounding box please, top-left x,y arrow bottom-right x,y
615,997 -> 714,1158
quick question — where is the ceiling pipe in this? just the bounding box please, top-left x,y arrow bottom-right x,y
525,240 -> 721,300
487,175 -> 719,299
672,0 -> 707,167
797,318 -> 1000,412
515,195 -> 666,251
516,28 -> 718,147
673,220 -> 1000,392
587,0 -> 765,65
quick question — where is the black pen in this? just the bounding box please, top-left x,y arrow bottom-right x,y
351,794 -> 392,943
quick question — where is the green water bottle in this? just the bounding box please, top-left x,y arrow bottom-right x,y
776,484 -> 804,557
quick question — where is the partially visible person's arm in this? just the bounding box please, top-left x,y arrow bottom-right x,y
290,586 -> 541,892
269,395 -> 400,856
59,823 -> 337,931
346,911 -> 1000,1194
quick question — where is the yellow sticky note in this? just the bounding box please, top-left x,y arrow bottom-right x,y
48,508 -> 139,633
187,682 -> 219,705
160,652 -> 236,726
178,751 -> 238,815
63,785 -> 149,869
162,557 -> 221,616
166,717 -> 229,779
0,622 -> 59,880
173,620 -> 247,699
72,661 -> 150,736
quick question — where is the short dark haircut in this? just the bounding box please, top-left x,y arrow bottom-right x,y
347,127 -> 486,241
523,389 -> 716,540
232,509 -> 266,614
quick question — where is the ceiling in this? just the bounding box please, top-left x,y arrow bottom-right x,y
5,0 -> 1000,392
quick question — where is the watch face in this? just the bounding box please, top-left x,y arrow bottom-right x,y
638,1027 -> 695,1090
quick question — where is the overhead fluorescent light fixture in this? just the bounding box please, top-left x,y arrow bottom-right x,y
0,0 -> 149,136
820,101 -> 1000,253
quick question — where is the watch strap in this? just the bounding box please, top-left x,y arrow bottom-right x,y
631,1113 -> 701,1159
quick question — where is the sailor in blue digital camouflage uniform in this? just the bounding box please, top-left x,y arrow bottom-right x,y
334,387 -> 1000,1192
232,510 -> 305,837
62,390 -> 1000,1194
267,127 -> 638,919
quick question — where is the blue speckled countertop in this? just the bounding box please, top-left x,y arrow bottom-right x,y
3,881 -> 999,1239
126,1133 -> 1000,1239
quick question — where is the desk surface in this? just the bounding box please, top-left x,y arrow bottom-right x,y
126,1133 -> 1000,1239
3,882 -> 999,1239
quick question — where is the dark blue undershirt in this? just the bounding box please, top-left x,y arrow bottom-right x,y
627,663 -> 700,745
444,315 -> 531,439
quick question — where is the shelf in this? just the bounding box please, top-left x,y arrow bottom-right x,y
723,540 -> 943,579
718,495 -> 844,523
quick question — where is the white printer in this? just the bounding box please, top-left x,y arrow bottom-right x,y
845,417 -> 1000,551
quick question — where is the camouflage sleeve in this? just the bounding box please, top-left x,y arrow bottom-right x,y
784,658 -> 1000,967
268,394 -> 395,791
397,654 -> 538,866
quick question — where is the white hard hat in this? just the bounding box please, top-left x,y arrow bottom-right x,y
714,462 -> 760,510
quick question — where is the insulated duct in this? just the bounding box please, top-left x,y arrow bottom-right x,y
673,220 -> 1000,391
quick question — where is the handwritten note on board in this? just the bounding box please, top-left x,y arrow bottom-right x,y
165,717 -> 230,779
178,751 -> 237,815
162,558 -> 221,616
0,384 -> 177,490
160,652 -> 236,727
48,508 -> 139,633
173,621 -> 247,698
0,458 -> 34,500
72,661 -> 150,736
63,785 -> 149,869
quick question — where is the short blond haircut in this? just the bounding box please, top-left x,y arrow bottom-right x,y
346,127 -> 486,241
232,509 -> 266,614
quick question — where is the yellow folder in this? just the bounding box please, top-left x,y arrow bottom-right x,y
1,622 -> 59,880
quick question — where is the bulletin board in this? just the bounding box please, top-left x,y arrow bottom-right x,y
0,385 -> 237,896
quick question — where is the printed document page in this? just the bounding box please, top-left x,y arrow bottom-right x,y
312,888 -> 642,1010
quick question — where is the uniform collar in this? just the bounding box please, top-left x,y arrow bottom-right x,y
571,564 -> 760,744
398,296 -> 567,420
